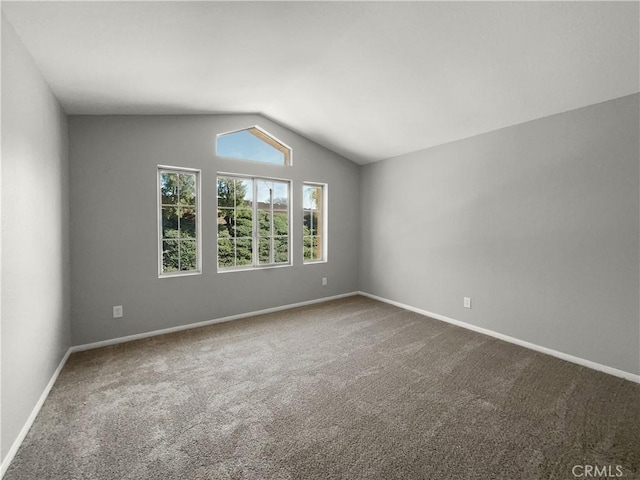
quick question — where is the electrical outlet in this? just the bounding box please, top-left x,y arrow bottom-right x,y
113,305 -> 123,318
322,277 -> 327,286
463,297 -> 471,309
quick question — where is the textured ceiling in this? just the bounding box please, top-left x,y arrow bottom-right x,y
3,1 -> 638,164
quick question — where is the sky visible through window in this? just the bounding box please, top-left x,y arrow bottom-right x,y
217,130 -> 285,165
303,187 -> 317,210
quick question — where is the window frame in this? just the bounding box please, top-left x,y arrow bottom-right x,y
216,125 -> 293,166
217,172 -> 293,272
303,182 -> 328,264
157,165 -> 202,278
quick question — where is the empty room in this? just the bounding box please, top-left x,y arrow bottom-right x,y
1,1 -> 639,479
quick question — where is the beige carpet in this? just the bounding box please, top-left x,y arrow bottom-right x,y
5,295 -> 640,479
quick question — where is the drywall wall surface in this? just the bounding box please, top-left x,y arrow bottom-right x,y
360,94 -> 640,375
69,115 -> 360,345
1,14 -> 71,461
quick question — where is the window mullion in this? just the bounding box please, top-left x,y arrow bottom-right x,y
270,187 -> 274,265
233,236 -> 237,268
176,175 -> 181,271
253,179 -> 258,267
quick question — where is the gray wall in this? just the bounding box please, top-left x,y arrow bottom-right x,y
1,15 -> 71,462
69,115 -> 360,345
360,94 -> 640,375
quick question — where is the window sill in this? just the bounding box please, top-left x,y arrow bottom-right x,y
218,263 -> 292,274
159,271 -> 202,279
303,259 -> 327,265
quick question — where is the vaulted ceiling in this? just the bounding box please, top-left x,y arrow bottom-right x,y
3,1 -> 638,164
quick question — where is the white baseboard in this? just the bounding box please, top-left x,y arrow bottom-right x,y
358,291 -> 640,384
70,291 -> 359,353
1,348 -> 72,478
5,289 -> 634,479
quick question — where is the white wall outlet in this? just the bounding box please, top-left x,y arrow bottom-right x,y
322,277 -> 327,286
463,297 -> 471,309
113,305 -> 123,318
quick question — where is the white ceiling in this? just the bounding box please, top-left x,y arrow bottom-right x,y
3,1 -> 638,164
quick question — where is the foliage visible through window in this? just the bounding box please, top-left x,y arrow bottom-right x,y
159,168 -> 200,275
217,126 -> 291,166
218,176 -> 290,269
303,183 -> 326,262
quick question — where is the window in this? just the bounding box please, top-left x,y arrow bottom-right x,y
217,175 -> 290,270
216,126 -> 292,166
158,167 -> 201,276
303,183 -> 327,263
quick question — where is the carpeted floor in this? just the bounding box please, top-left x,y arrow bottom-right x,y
5,295 -> 640,479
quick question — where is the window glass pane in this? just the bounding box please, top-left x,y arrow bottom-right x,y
180,240 -> 197,270
273,212 -> 288,236
303,212 -> 312,233
273,182 -> 288,207
162,240 -> 179,272
217,208 -> 234,237
235,209 -> 253,238
303,238 -> 313,261
274,237 -> 288,264
257,180 -> 273,206
235,179 -> 253,208
310,212 -> 319,236
161,173 -> 179,205
179,174 -> 197,206
180,207 -> 196,238
258,237 -> 271,264
258,210 -> 271,237
162,206 -> 179,238
303,185 -> 318,210
310,236 -> 319,260
235,238 -> 253,266
218,238 -> 234,268
217,178 -> 235,208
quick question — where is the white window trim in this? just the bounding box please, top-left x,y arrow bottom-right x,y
157,165 -> 202,278
303,181 -> 328,264
216,125 -> 293,166
217,172 -> 293,272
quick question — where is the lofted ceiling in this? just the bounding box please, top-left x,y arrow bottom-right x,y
2,1 -> 638,164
